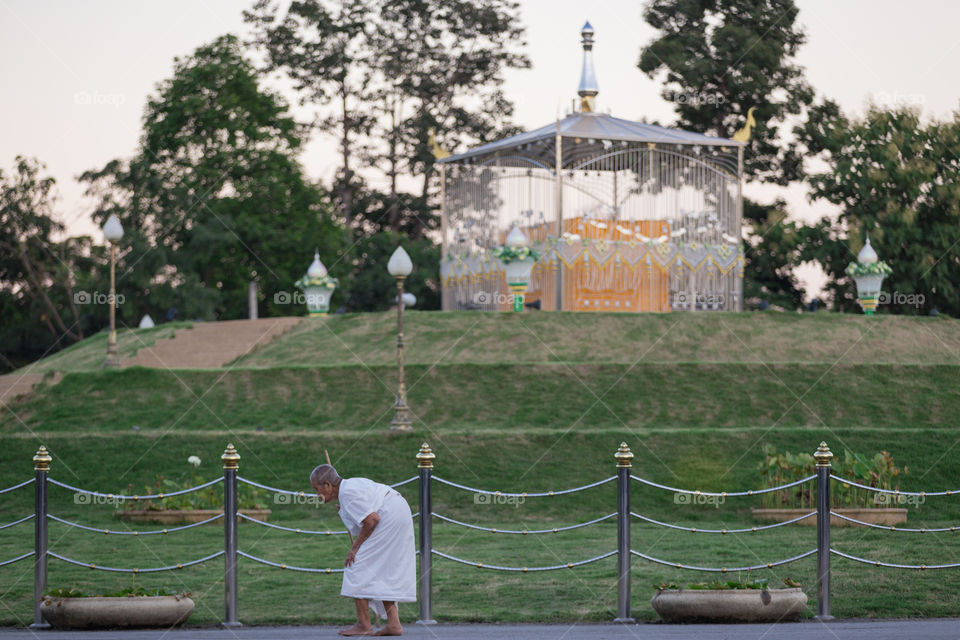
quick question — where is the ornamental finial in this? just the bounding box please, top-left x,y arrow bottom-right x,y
857,235 -> 878,264
33,446 -> 52,472
307,249 -> 328,278
614,442 -> 634,468
222,444 -> 240,470
814,441 -> 833,468
417,442 -> 435,469
577,21 -> 599,112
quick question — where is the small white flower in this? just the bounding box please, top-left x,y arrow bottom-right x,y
187,456 -> 201,468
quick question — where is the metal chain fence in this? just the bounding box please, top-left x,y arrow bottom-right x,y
1,441 -> 957,628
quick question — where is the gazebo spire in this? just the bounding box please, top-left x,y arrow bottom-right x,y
577,21 -> 598,112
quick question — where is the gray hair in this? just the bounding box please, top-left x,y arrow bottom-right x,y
310,464 -> 341,487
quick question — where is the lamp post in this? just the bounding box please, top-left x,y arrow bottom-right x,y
845,236 -> 891,316
388,246 -> 413,432
494,225 -> 538,312
295,249 -> 338,316
102,214 -> 124,367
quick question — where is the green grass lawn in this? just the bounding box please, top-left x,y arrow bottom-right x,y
11,312 -> 960,374
1,431 -> 959,625
14,322 -> 194,374
4,362 -> 960,434
230,311 -> 960,367
2,311 -> 959,625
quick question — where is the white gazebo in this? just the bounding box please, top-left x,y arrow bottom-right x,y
438,22 -> 745,313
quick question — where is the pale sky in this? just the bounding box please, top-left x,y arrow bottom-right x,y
3,0 -> 960,297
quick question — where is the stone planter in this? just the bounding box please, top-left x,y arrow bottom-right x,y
40,595 -> 194,629
651,588 -> 807,623
750,507 -> 906,527
116,509 -> 271,525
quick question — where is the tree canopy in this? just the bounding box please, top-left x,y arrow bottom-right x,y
244,0 -> 529,234
797,104 -> 960,315
81,34 -> 344,322
638,0 -> 813,184
0,157 -> 94,367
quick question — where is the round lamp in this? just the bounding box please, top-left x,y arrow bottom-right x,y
388,246 -> 413,277
103,214 -> 124,243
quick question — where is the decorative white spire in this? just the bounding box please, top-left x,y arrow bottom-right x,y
578,21 -> 599,112
307,249 -> 327,278
857,235 -> 878,264
505,224 -> 529,247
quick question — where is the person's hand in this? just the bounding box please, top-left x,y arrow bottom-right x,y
336,503 -> 341,512
345,548 -> 357,568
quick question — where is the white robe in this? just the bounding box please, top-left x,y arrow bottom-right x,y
337,478 -> 416,618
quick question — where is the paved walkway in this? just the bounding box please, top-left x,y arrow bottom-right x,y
0,372 -> 50,402
121,317 -> 303,369
3,620 -> 958,639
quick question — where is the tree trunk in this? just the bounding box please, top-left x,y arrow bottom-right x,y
340,88 -> 354,227
388,96 -> 400,231
17,240 -> 82,343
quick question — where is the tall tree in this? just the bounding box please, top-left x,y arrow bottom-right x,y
82,34 -> 344,321
638,0 -> 815,306
797,104 -> 960,315
245,0 -> 377,226
638,0 -> 813,184
0,157 -> 85,344
244,0 -> 528,234
370,0 -> 528,196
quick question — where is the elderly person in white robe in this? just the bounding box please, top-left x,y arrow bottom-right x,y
311,464 -> 416,636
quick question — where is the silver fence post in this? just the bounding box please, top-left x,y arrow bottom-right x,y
221,444 -> 242,629
416,443 -> 436,624
814,441 -> 834,621
31,446 -> 51,630
614,442 -> 634,623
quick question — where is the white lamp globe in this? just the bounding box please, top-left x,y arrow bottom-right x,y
857,236 -> 878,264
505,225 -> 529,247
307,249 -> 327,278
103,214 -> 124,243
396,292 -> 416,307
387,246 -> 413,277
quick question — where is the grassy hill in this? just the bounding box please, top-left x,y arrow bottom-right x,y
229,311 -> 960,366
2,310 -> 959,625
10,311 -> 960,374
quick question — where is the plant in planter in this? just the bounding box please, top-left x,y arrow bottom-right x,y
116,455 -> 270,524
41,585 -> 194,629
651,577 -> 807,622
752,445 -> 909,525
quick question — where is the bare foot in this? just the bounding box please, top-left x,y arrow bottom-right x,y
374,624 -> 403,636
338,623 -> 375,636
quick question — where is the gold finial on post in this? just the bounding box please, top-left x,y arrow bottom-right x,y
33,446 -> 52,472
814,441 -> 833,467
614,442 -> 634,468
222,444 -> 240,470
417,442 -> 435,469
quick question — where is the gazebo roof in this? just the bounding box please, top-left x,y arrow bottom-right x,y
440,111 -> 744,164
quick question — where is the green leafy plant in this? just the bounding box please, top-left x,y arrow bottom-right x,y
654,577 -> 799,591
294,273 -> 339,289
845,260 -> 892,277
758,445 -> 907,509
491,245 -> 540,263
45,586 -> 188,598
121,456 -> 265,511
